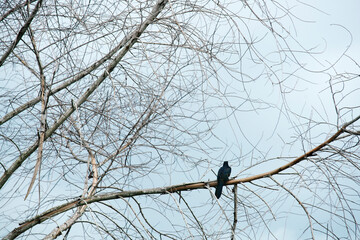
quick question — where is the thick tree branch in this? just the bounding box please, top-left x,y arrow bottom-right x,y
0,0 -> 43,67
0,19 -> 147,126
0,0 -> 169,191
0,0 -> 37,22
4,114 -> 359,240
231,184 -> 238,240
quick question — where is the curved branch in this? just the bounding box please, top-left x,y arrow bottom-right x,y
4,114 -> 359,240
270,176 -> 315,239
233,114 -> 360,184
0,0 -> 169,191
0,19 -> 145,126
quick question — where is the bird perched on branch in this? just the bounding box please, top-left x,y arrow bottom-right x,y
215,161 -> 231,199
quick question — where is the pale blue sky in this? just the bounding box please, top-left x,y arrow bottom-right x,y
1,1 -> 359,239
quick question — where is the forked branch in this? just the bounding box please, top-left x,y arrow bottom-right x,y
5,114 -> 359,240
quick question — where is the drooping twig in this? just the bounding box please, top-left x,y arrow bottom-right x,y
270,176 -> 315,239
24,25 -> 48,200
5,114 -> 359,239
0,0 -> 170,192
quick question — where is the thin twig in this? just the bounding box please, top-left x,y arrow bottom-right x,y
270,176 -> 315,240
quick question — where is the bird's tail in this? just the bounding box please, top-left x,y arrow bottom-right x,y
215,182 -> 223,199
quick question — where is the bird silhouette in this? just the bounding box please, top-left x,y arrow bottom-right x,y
215,161 -> 231,199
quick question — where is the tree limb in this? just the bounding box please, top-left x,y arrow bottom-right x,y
0,0 -> 43,67
4,114 -> 359,239
0,0 -> 169,191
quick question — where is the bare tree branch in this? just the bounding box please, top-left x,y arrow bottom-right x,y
24,25 -> 48,200
0,0 -> 169,191
5,114 -> 358,239
1,1 -> 359,239
0,0 -> 43,67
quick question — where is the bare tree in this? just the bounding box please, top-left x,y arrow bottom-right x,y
1,0 -> 359,239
